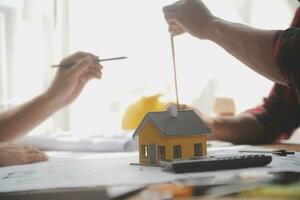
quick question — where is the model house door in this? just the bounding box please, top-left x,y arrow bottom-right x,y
149,143 -> 157,164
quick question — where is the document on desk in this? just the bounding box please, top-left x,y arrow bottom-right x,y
17,133 -> 137,152
0,152 -> 186,193
0,146 -> 299,193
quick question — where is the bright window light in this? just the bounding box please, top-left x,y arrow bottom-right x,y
68,0 -> 293,135
0,0 -> 295,136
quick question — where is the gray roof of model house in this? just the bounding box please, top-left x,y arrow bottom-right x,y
133,110 -> 212,138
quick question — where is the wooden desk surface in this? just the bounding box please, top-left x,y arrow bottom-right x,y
260,143 -> 300,152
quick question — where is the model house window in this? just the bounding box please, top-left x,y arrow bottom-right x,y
194,143 -> 202,157
158,146 -> 166,160
173,145 -> 182,159
141,145 -> 148,158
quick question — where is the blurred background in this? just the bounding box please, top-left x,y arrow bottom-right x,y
0,0 -> 298,137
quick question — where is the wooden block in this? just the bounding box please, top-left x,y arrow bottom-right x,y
213,97 -> 236,116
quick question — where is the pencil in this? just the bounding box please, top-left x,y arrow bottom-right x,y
170,35 -> 180,109
51,56 -> 127,68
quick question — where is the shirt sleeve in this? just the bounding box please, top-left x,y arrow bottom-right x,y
275,28 -> 300,93
246,84 -> 300,143
246,28 -> 300,143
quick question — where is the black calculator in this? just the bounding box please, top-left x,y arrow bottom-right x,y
160,154 -> 272,173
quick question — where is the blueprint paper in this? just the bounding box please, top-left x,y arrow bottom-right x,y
0,152 -> 186,193
1,146 -> 300,193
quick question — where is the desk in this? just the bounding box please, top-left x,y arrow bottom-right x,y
0,151 -> 186,199
0,144 -> 299,199
261,143 -> 300,152
127,143 -> 300,200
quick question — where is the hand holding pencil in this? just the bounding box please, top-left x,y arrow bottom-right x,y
44,52 -> 104,109
45,51 -> 127,109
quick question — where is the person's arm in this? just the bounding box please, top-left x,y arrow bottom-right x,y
167,82 -> 300,144
206,113 -> 265,144
0,95 -> 60,142
0,51 -> 102,142
211,84 -> 300,144
163,0 -> 285,84
166,103 -> 264,144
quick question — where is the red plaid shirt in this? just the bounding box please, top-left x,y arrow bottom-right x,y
247,8 -> 300,143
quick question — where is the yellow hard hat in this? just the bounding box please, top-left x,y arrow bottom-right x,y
122,94 -> 166,130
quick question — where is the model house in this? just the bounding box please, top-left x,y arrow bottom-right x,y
132,110 -> 212,165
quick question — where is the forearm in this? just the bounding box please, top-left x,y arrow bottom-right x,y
0,52 -> 101,143
207,18 -> 285,84
0,94 -> 59,142
208,113 -> 265,144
